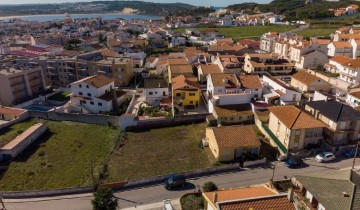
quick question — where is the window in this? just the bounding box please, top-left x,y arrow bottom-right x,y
79,92 -> 83,95
176,93 -> 181,97
189,93 -> 195,96
87,93 -> 91,97
230,117 -> 233,120
155,91 -> 158,94
118,75 -> 123,79
79,84 -> 82,88
90,101 -> 94,105
81,100 -> 86,104
98,102 -> 103,106
218,89 -> 222,93
190,101 -> 193,104
149,92 -> 153,95
86,85 -> 89,88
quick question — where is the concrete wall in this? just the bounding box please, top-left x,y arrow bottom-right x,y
0,111 -> 29,130
1,123 -> 47,159
28,111 -> 120,127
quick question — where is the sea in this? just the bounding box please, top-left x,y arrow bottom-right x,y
0,13 -> 162,22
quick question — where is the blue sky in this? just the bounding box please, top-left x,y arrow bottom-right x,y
1,0 -> 271,7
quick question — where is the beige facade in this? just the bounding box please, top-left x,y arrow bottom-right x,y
0,66 -> 46,106
268,112 -> 324,152
16,57 -> 133,87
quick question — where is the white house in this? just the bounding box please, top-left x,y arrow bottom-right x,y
351,39 -> 360,58
262,76 -> 301,105
296,50 -> 329,69
169,36 -> 186,48
327,41 -> 353,57
207,73 -> 252,113
238,75 -> 263,99
69,75 -> 122,114
143,79 -> 169,106
346,91 -> 360,107
324,56 -> 352,73
337,58 -> 360,85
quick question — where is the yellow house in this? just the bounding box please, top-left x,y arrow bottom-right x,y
172,75 -> 200,107
206,125 -> 261,162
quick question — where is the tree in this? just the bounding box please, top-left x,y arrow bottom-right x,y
91,187 -> 118,210
202,181 -> 218,192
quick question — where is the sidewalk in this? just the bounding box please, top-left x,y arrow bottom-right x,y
122,199 -> 180,210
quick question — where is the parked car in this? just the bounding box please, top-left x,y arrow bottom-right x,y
285,156 -> 303,168
315,152 -> 336,162
164,175 -> 186,190
343,148 -> 360,158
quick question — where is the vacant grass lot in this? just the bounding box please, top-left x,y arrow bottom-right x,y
0,120 -> 119,191
298,26 -> 337,38
105,123 -> 213,182
174,25 -> 297,38
0,120 -> 39,148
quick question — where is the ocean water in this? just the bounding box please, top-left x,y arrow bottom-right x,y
0,13 -> 162,22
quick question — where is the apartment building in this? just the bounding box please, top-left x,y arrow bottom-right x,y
16,53 -> 133,87
268,105 -> 326,153
243,53 -> 294,74
0,66 -> 46,106
305,100 -> 360,152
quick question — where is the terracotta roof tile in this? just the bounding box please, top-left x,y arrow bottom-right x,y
343,58 -> 360,69
211,125 -> 261,149
172,75 -> 200,90
330,56 -> 353,64
210,74 -> 239,87
0,107 -> 26,116
81,75 -> 114,88
199,64 -> 222,75
332,41 -> 352,48
220,195 -> 296,210
204,185 -> 276,204
268,105 -> 326,129
168,58 -> 188,65
238,75 -> 262,89
349,91 -> 360,99
169,64 -> 193,76
291,70 -> 323,86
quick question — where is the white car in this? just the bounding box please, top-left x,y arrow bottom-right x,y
315,152 -> 336,162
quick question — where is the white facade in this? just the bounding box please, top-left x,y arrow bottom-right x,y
296,50 -> 329,69
206,75 -> 252,113
351,39 -> 360,58
144,87 -> 169,105
70,76 -> 115,114
327,42 -> 353,57
263,76 -> 302,104
346,92 -> 360,107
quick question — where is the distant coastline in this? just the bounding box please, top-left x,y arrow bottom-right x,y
0,13 -> 162,22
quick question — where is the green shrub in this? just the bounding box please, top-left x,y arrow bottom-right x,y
181,194 -> 204,210
202,181 -> 218,192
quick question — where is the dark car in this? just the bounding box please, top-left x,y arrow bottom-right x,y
285,156 -> 303,168
164,175 -> 186,190
343,148 -> 360,158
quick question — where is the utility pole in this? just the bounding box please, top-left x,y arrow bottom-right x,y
352,139 -> 359,170
271,161 -> 277,182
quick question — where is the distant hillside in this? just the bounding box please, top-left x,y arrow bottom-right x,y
0,1 -> 197,17
94,1 -> 196,16
227,0 -> 360,20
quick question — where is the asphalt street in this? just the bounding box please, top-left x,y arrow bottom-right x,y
4,156 -> 360,210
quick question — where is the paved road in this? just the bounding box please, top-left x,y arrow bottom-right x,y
5,157 -> 360,210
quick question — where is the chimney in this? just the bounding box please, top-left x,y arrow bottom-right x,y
213,191 -> 218,203
158,82 -> 162,88
223,78 -> 228,84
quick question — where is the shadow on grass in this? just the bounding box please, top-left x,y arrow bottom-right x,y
12,130 -> 55,163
